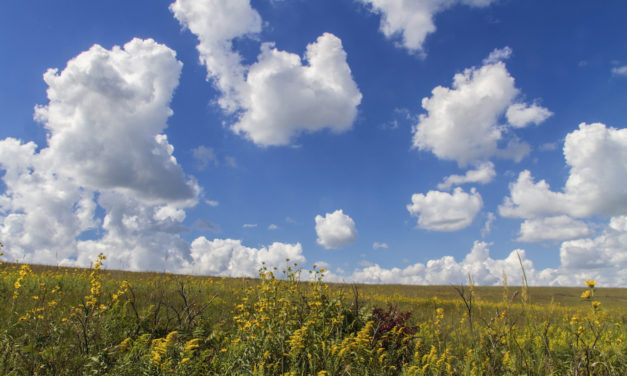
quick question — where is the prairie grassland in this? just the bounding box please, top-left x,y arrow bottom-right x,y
0,255 -> 625,375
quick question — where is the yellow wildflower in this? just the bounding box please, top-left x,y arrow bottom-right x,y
585,280 -> 596,288
580,290 -> 591,299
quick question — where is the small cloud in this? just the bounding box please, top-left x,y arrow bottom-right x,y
578,60 -> 588,67
205,200 -> 219,207
193,146 -> 218,170
225,156 -> 238,168
379,108 -> 415,130
372,242 -> 389,250
243,223 -> 258,228
481,212 -> 496,238
194,219 -> 221,233
437,162 -> 495,190
315,209 -> 358,249
268,224 -> 279,230
285,217 -> 297,224
539,142 -> 558,151
483,46 -> 512,65
611,65 -> 627,76
359,260 -> 374,267
313,261 -> 330,269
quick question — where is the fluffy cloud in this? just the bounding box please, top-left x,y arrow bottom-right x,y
412,48 -> 552,166
315,209 -> 358,249
232,34 -> 362,146
407,187 -> 482,231
330,241 -> 553,286
517,216 -> 592,243
437,162 -> 495,190
171,0 -> 362,146
506,103 -> 553,128
500,123 -> 627,219
359,0 -> 496,54
0,39 -> 199,271
185,237 -> 305,277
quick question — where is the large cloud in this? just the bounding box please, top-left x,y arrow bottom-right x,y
33,38 -> 198,204
0,39 -> 198,270
171,0 -> 362,146
315,209 -> 358,249
412,48 -> 552,166
359,0 -> 497,55
184,237 -> 305,277
407,187 -> 482,231
500,123 -> 627,219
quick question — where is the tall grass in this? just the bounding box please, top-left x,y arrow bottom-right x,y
0,252 -> 625,375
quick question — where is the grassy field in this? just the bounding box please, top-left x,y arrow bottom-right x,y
1,255 -> 626,375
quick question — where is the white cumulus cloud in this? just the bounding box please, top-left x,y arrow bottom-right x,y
315,209 -> 358,249
517,216 -> 593,243
33,38 -> 198,204
500,123 -> 627,219
407,187 -> 482,231
413,49 -> 551,166
359,0 -> 497,55
171,0 -> 362,146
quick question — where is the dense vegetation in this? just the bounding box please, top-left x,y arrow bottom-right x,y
0,249 -> 625,375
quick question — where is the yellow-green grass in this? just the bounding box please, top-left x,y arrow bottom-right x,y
1,260 -> 625,375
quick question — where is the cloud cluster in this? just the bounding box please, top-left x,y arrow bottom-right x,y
407,187 -> 482,231
497,122 -> 627,282
185,237 -> 305,277
413,48 -> 552,166
500,123 -> 627,219
328,241 -> 553,286
359,0 -> 497,55
171,0 -> 362,146
0,39 -> 198,271
325,226 -> 627,286
554,217 -> 627,286
315,210 -> 358,249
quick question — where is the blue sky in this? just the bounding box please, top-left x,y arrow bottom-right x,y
1,0 -> 626,286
